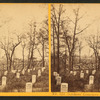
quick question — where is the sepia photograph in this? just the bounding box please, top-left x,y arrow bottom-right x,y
0,4 -> 49,92
51,4 -> 100,92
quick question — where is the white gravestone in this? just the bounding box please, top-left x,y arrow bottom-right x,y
92,70 -> 96,75
80,72 -> 84,78
70,71 -> 73,74
42,67 -> 45,72
89,75 -> 94,85
16,73 -> 20,78
56,76 -> 61,85
26,82 -> 32,92
2,76 -> 7,86
33,68 -> 35,71
81,70 -> 83,73
12,70 -> 16,73
73,71 -> 77,75
86,70 -> 89,74
38,70 -> 41,77
18,70 -> 21,72
55,73 -> 59,80
32,75 -> 36,84
61,83 -> 68,92
4,71 -> 8,76
28,69 -> 30,73
43,67 -> 45,70
22,69 -> 25,75
53,72 -> 57,76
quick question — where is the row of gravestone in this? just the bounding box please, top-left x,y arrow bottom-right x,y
1,67 -> 46,92
70,69 -> 96,77
53,70 -> 96,92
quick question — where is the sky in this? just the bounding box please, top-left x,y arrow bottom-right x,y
53,4 -> 100,57
0,4 -> 48,60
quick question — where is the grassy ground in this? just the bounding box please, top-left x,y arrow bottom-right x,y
51,69 -> 100,92
0,67 -> 49,92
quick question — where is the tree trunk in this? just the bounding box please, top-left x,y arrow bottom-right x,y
43,40 -> 45,67
53,24 -> 55,71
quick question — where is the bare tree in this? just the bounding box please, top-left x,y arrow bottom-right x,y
87,32 -> 100,70
27,21 -> 37,70
61,7 -> 90,70
37,19 -> 48,67
0,34 -> 21,71
51,4 -> 66,73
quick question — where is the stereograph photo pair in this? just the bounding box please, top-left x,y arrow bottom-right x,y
0,3 -> 99,95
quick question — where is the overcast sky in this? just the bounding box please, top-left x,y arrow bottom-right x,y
0,4 -> 48,60
54,4 -> 100,57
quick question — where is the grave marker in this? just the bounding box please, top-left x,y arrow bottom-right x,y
86,70 -> 89,74
73,71 -> 77,75
32,75 -> 36,84
55,73 -> 59,80
18,70 -> 21,72
2,76 -> 7,86
53,72 -> 57,76
56,76 -> 61,85
38,70 -> 41,77
26,82 -> 32,92
70,71 -> 73,74
80,72 -> 84,78
22,69 -> 25,75
12,70 -> 16,73
16,72 -> 20,78
4,71 -> 8,76
28,69 -> 30,73
92,70 -> 96,75
89,75 -> 94,85
61,83 -> 68,92
33,68 -> 35,70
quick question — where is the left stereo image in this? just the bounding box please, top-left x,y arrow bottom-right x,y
0,4 -> 49,92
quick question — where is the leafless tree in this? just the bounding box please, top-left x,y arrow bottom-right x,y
87,31 -> 100,69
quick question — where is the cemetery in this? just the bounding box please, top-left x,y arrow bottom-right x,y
0,4 -> 49,92
0,66 -> 49,92
51,69 -> 100,92
51,4 -> 100,92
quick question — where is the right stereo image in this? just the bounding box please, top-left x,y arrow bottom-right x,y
51,4 -> 100,92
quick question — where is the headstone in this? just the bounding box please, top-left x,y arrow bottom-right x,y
86,70 -> 89,74
28,69 -> 30,73
92,70 -> 96,75
80,72 -> 84,78
2,76 -> 7,86
33,68 -> 35,70
73,71 -> 77,75
18,70 -> 21,72
4,71 -> 8,76
61,83 -> 68,92
70,71 -> 73,74
89,75 -> 94,85
53,72 -> 57,76
12,70 -> 16,73
22,69 -> 25,75
81,70 -> 83,73
43,67 -> 45,70
26,82 -> 32,92
32,75 -> 36,84
56,76 -> 61,85
55,73 -> 59,80
16,72 -> 20,78
42,67 -> 44,72
38,70 -> 41,77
